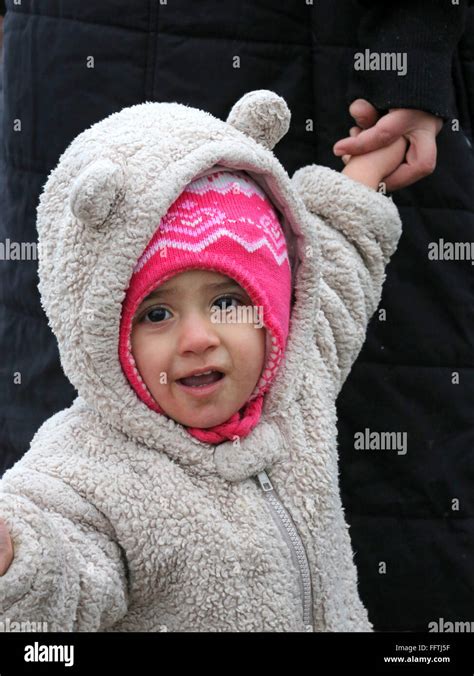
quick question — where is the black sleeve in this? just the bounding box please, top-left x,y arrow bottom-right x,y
347,0 -> 471,121
0,1 -> 5,17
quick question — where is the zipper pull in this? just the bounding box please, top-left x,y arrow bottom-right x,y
256,470 -> 273,492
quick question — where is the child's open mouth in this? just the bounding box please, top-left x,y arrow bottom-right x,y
175,370 -> 225,396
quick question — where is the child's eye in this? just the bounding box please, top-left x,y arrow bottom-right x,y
141,307 -> 172,324
212,295 -> 241,311
137,296 -> 244,324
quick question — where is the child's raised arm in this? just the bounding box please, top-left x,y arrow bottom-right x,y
291,140 -> 405,396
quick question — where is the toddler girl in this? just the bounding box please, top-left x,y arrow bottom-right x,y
0,90 -> 406,632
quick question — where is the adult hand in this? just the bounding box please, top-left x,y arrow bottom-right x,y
0,517 -> 13,576
333,99 -> 444,191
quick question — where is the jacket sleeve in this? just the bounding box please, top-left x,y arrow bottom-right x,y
0,466 -> 129,631
292,164 -> 402,396
347,0 -> 471,121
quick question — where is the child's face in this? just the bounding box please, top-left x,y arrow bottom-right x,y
131,270 -> 266,429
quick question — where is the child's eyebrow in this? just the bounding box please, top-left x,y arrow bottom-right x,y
143,280 -> 242,301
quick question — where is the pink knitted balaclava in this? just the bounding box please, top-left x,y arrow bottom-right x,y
119,168 -> 292,445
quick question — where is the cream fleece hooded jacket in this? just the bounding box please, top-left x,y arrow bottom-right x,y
0,90 -> 402,632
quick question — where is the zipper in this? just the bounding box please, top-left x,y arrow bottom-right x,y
255,470 -> 314,632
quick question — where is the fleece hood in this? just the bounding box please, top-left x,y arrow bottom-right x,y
35,90 -> 323,472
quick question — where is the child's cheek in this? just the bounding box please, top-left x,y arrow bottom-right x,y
130,326 -> 153,374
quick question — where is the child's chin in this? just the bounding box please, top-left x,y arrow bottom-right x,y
184,413 -> 232,429
176,405 -> 240,429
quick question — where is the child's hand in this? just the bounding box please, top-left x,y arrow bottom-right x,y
0,517 -> 13,576
341,126 -> 408,191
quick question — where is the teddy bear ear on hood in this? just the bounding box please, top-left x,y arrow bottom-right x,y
226,89 -> 291,151
69,158 -> 124,229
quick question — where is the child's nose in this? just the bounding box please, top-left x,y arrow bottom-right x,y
176,311 -> 221,355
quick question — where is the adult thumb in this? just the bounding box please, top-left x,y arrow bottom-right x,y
349,98 -> 380,129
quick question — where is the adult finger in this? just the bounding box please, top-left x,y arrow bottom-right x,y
341,126 -> 362,164
334,110 -> 408,156
384,133 -> 438,191
349,98 -> 380,129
